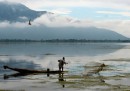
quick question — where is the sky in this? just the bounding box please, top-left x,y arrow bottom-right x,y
2,0 -> 130,19
1,0 -> 130,38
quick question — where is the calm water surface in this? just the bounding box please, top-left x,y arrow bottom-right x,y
0,43 -> 130,91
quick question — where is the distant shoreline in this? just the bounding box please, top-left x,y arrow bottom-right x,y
0,39 -> 130,43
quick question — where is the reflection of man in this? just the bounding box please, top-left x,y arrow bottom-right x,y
58,57 -> 67,71
97,73 -> 105,82
58,73 -> 65,88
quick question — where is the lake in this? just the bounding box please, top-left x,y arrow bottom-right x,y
0,42 -> 130,91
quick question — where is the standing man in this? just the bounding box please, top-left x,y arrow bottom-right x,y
58,57 -> 67,71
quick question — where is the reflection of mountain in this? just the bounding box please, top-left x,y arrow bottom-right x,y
0,43 -> 126,56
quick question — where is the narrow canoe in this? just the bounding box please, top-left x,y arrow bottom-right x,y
3,65 -> 66,74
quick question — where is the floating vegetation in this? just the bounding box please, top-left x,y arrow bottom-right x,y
103,58 -> 130,62
1,58 -> 130,90
44,53 -> 56,55
0,90 -> 24,91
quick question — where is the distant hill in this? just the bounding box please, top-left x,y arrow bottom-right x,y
0,26 -> 128,40
0,1 -> 47,22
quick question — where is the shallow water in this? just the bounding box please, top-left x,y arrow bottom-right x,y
0,42 -> 130,91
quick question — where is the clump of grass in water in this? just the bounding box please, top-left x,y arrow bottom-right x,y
0,90 -> 25,91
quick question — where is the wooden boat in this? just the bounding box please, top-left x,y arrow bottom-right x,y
3,65 -> 66,74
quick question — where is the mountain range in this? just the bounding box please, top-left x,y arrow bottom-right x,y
0,1 -> 129,40
0,1 -> 46,22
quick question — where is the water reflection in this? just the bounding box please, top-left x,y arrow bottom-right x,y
83,63 -> 106,83
3,73 -> 31,80
0,59 -> 43,74
3,68 -> 67,88
0,43 -> 130,91
0,43 -> 126,56
58,73 -> 65,88
1,62 -> 126,90
97,73 -> 105,83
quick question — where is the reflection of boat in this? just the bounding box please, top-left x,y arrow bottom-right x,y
4,73 -> 30,79
3,65 -> 66,74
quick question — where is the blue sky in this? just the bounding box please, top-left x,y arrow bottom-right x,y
68,7 -> 130,20
33,4 -> 130,21
44,7 -> 130,20
0,0 -> 130,37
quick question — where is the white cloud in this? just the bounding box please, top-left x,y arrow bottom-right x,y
97,11 -> 130,17
33,13 -> 76,27
0,10 -> 130,38
0,21 -> 10,28
10,13 -> 124,38
32,13 -> 130,38
0,21 -> 28,28
88,20 -> 130,38
1,0 -> 130,11
50,8 -> 72,15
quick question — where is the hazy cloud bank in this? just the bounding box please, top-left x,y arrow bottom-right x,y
0,13 -> 129,38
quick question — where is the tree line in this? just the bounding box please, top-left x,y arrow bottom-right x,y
0,39 -> 130,43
